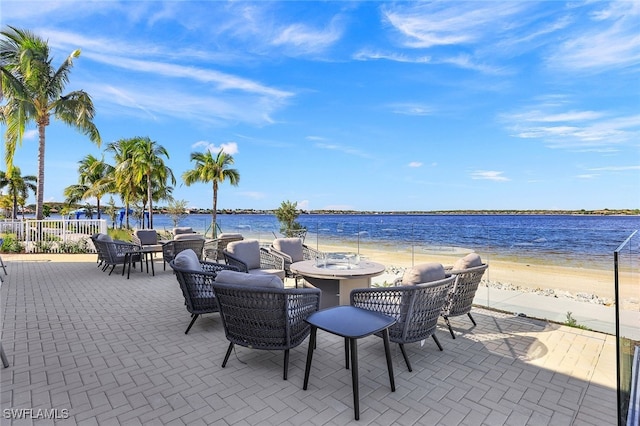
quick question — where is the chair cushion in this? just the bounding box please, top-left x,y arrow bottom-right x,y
135,229 -> 158,245
227,240 -> 261,270
219,233 -> 243,239
215,270 -> 284,289
96,233 -> 112,242
173,227 -> 194,235
248,268 -> 286,280
174,233 -> 205,241
173,249 -> 203,272
452,253 -> 482,271
273,238 -> 304,262
401,262 -> 446,285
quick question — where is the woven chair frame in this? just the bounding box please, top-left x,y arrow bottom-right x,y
169,260 -> 240,334
210,281 -> 320,380
270,243 -> 323,279
350,276 -> 455,371
93,238 -> 142,276
441,263 -> 489,338
162,239 -> 205,270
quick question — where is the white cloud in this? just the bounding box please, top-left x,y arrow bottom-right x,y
272,19 -> 343,55
408,162 -> 423,168
547,1 -> 640,71
297,200 -> 310,210
501,101 -> 640,149
471,171 -> 510,181
389,103 -> 434,116
193,141 -> 239,155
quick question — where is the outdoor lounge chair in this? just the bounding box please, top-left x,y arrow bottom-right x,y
211,270 -> 321,380
223,239 -> 286,280
169,249 -> 240,334
441,253 -> 489,338
214,233 -> 244,260
269,237 -> 323,286
92,234 -> 142,276
162,238 -> 205,270
351,263 -> 455,371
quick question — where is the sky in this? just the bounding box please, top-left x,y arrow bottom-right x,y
2,0 -> 639,212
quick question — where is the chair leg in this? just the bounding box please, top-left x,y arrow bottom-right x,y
222,342 -> 234,368
283,349 -> 290,380
444,316 -> 456,339
185,314 -> 199,334
108,265 -> 116,275
0,256 -> 7,275
432,334 -> 443,351
467,312 -> 477,326
398,343 -> 412,372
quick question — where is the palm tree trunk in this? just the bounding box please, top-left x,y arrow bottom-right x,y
147,174 -> 153,229
36,123 -> 46,220
212,182 -> 218,238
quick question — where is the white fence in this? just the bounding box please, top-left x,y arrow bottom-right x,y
0,219 -> 108,254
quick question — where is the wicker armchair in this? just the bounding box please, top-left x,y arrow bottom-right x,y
92,236 -> 142,276
269,238 -> 323,286
210,279 -> 321,380
223,239 -> 285,279
162,238 -> 205,270
169,251 -> 240,334
442,262 -> 489,338
350,275 -> 455,371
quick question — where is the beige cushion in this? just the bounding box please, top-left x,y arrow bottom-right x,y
227,240 -> 260,270
215,270 -> 284,289
173,249 -> 203,271
173,227 -> 194,235
96,233 -> 112,242
173,233 -> 204,241
401,262 -> 446,285
248,268 -> 286,280
273,238 -> 304,262
452,253 -> 483,271
219,233 -> 243,239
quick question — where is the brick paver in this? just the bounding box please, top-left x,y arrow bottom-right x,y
0,255 -> 617,425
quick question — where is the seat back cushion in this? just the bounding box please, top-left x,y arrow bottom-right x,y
227,240 -> 261,269
135,229 -> 158,245
452,253 -> 482,271
174,233 -> 205,241
173,249 -> 203,272
402,262 -> 446,285
215,270 -> 284,289
219,233 -> 243,240
273,238 -> 304,262
96,233 -> 113,242
173,227 -> 194,235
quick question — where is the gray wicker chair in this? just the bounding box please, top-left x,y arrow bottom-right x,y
350,276 -> 455,371
441,263 -> 489,338
210,280 -> 321,380
92,237 -> 142,276
162,238 -> 205,270
223,239 -> 285,279
269,238 -> 323,286
169,255 -> 240,334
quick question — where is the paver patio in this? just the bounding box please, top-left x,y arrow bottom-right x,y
0,254 -> 617,425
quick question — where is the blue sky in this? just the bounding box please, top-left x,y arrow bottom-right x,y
3,1 -> 639,212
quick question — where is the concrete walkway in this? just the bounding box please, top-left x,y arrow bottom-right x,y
0,254 -> 618,425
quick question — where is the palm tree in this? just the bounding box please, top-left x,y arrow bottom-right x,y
105,138 -> 137,228
130,137 -> 175,228
63,155 -> 113,219
0,26 -> 101,220
182,149 -> 240,237
0,166 -> 37,219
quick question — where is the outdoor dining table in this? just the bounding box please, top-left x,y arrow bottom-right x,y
290,258 -> 385,309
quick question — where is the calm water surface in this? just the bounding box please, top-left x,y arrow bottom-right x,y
139,213 -> 639,269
